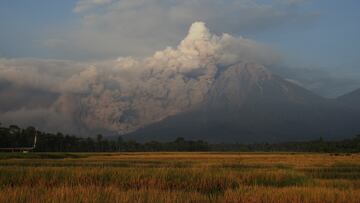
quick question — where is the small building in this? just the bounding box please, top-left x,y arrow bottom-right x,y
0,135 -> 37,153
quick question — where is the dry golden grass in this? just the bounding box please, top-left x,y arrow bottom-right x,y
0,152 -> 359,203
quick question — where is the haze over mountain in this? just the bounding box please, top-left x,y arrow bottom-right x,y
0,22 -> 359,142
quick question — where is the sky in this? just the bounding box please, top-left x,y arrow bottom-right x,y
0,0 -> 360,97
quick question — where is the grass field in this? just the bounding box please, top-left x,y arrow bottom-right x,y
0,152 -> 359,203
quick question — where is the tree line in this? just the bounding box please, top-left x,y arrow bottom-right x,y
0,124 -> 359,152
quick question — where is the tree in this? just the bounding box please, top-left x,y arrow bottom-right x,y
96,134 -> 103,151
96,134 -> 103,143
117,136 -> 124,151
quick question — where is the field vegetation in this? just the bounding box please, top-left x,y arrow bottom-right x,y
0,152 -> 359,202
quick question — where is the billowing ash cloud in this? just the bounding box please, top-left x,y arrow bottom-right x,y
0,22 -> 279,135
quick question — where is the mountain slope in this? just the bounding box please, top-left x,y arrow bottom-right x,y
337,88 -> 360,110
126,63 -> 360,143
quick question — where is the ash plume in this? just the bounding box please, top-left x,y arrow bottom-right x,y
0,22 -> 279,135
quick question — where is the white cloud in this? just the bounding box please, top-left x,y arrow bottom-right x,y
74,0 -> 113,13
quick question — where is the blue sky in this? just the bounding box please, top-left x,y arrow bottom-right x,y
0,0 -> 360,96
0,0 -> 75,58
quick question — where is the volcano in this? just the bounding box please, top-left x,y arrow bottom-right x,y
126,62 -> 360,143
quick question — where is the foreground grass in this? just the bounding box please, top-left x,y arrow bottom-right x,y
0,152 -> 359,202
